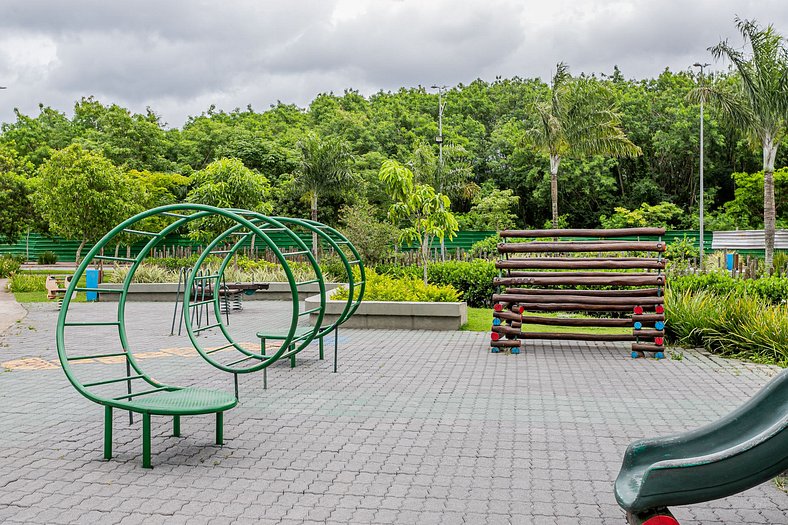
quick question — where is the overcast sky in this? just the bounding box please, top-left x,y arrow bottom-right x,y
1,0 -> 786,128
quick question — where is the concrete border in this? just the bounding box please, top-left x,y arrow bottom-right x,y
97,282 -> 341,302
306,287 -> 467,330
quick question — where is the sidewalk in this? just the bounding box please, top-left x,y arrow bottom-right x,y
0,278 -> 27,335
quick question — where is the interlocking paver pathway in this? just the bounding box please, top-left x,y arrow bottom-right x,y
1,300 -> 786,524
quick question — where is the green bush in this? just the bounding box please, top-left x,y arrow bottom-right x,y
665,288 -> 787,366
376,260 -> 497,307
669,272 -> 788,304
333,268 -> 460,302
468,235 -> 500,260
0,254 -> 22,278
36,251 -> 58,265
9,274 -> 46,292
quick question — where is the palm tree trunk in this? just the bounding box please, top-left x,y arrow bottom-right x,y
550,154 -> 561,228
311,191 -> 319,258
763,139 -> 777,273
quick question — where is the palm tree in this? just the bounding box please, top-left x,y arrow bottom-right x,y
295,133 -> 356,255
697,17 -> 788,271
527,63 -> 641,228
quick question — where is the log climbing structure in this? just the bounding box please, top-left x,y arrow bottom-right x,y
489,228 -> 667,358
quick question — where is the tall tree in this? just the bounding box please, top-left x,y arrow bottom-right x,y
526,63 -> 642,227
698,17 -> 788,271
295,133 -> 356,255
31,144 -> 140,262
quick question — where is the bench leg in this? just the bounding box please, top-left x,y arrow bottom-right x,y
173,415 -> 180,437
333,326 -> 339,373
261,338 -> 267,390
142,413 -> 152,469
319,337 -> 324,360
104,406 -> 112,460
216,412 -> 224,445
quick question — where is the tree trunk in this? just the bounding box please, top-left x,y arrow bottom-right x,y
76,238 -> 88,264
311,192 -> 319,258
421,233 -> 429,285
550,154 -> 561,228
763,139 -> 777,273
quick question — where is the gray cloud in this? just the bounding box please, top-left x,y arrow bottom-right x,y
0,0 -> 786,127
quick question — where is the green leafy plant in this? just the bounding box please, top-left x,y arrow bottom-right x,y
36,251 -> 58,265
9,273 -> 44,292
333,268 -> 460,303
0,254 -> 22,278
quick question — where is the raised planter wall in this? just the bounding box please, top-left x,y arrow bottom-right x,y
97,282 -> 340,302
305,290 -> 467,330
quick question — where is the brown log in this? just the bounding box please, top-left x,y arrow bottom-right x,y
507,271 -> 657,278
518,316 -> 634,327
631,314 -> 666,323
631,343 -> 666,352
494,275 -> 665,286
496,257 -> 666,270
518,332 -> 638,341
492,325 -> 522,335
631,329 -> 665,337
498,294 -> 663,306
498,241 -> 665,253
499,227 -> 666,238
504,287 -> 661,297
493,311 -> 523,322
490,340 -> 521,348
509,302 -> 647,312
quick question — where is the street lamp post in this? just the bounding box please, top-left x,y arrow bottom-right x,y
693,63 -> 710,272
431,85 -> 448,261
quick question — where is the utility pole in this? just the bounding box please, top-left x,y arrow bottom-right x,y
693,63 -> 710,272
431,85 -> 448,261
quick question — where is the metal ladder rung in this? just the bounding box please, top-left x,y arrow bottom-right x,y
296,279 -> 320,286
210,250 -> 233,254
206,343 -> 235,355
298,307 -> 322,316
63,321 -> 121,327
193,323 -> 221,333
84,375 -> 145,387
194,274 -> 220,280
95,255 -> 137,263
347,259 -> 361,264
230,232 -> 250,236
163,212 -> 190,218
67,351 -> 128,361
113,387 -> 170,400
283,251 -> 309,257
189,299 -> 214,307
123,228 -> 159,237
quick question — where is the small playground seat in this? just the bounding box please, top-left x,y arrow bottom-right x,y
615,369 -> 788,520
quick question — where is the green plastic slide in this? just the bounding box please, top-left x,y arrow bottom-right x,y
615,368 -> 787,519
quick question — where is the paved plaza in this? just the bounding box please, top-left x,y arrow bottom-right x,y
0,299 -> 786,524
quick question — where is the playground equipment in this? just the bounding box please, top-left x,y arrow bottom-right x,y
56,204 -> 365,467
615,368 -> 788,524
489,228 -> 667,357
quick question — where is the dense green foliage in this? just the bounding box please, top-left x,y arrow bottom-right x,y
333,268 -> 460,303
0,254 -> 22,277
36,251 -> 58,265
376,260 -> 496,307
665,288 -> 787,366
2,61 -> 786,236
669,272 -> 788,304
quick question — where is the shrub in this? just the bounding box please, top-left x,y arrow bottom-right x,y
665,288 -> 787,366
333,268 -> 460,302
37,251 -> 58,265
0,254 -> 22,278
9,273 -> 46,292
376,260 -> 497,307
669,272 -> 788,304
468,235 -> 501,260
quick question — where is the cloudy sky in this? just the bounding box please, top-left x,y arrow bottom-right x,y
1,0 -> 786,127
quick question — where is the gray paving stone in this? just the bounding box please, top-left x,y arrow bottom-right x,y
0,300 -> 785,524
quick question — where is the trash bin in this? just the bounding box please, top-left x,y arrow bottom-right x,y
85,268 -> 99,302
726,253 -> 735,271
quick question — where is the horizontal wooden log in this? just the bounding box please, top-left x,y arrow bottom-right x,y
507,271 -> 657,278
503,287 -> 661,297
493,311 -> 523,322
490,340 -> 521,348
499,227 -> 666,238
518,332 -> 638,341
505,302 -> 647,312
494,275 -> 665,287
631,329 -> 665,337
492,325 -> 522,336
632,343 -> 666,352
496,257 -> 666,270
518,316 -> 635,327
498,241 -> 665,253
631,314 -> 666,323
498,293 -> 664,306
